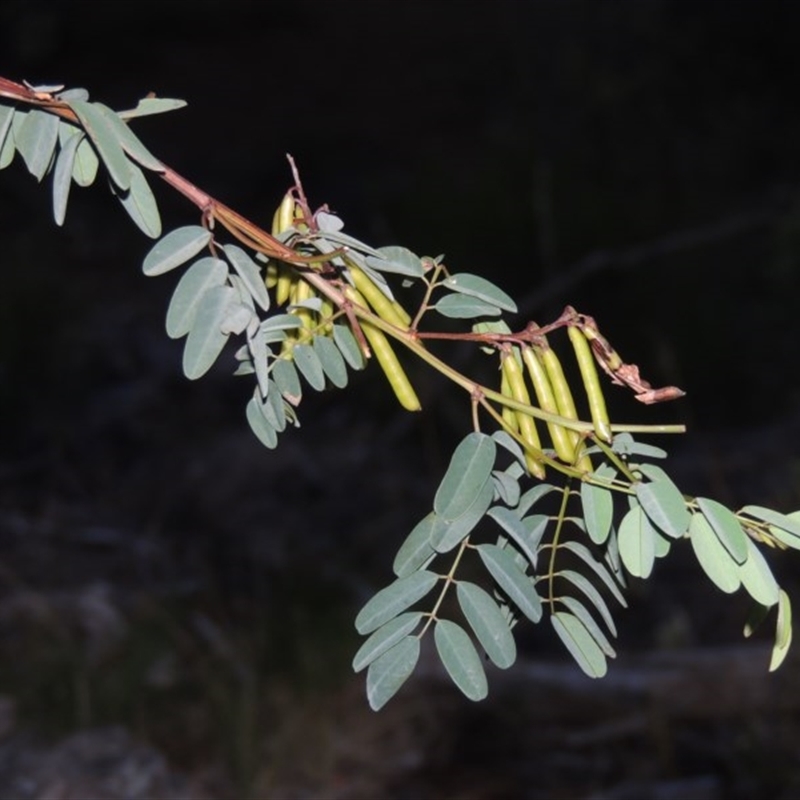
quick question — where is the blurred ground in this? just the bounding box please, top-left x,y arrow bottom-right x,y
2,1 -> 800,797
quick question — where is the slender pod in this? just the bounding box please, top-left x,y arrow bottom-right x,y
568,325 -> 612,442
500,367 -> 520,434
275,263 -> 294,306
501,349 -> 546,479
536,339 -> 593,473
349,264 -> 412,329
345,286 -> 421,412
521,345 -> 575,463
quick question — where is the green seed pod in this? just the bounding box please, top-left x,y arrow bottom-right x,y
502,349 -> 546,480
568,325 -> 612,443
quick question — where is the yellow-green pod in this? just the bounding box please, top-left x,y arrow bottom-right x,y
537,342 -> 593,473
275,264 -> 294,306
568,325 -> 612,443
499,367 -> 520,434
265,260 -> 279,289
521,345 -> 575,464
349,264 -> 412,329
345,286 -> 421,412
502,350 -> 546,480
319,297 -> 335,335
291,277 -> 316,339
272,191 -> 295,236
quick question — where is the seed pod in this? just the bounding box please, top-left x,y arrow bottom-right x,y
272,191 -> 296,236
349,264 -> 412,329
501,349 -> 545,479
265,260 -> 279,289
291,277 -> 316,340
345,286 -> 421,412
275,264 -> 294,306
537,340 -> 593,473
521,345 -> 575,463
568,325 -> 612,442
500,367 -> 520,434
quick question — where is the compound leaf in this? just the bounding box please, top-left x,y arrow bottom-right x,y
355,570 -> 439,635
366,637 -> 420,711
434,619 -> 488,701
457,581 -> 517,669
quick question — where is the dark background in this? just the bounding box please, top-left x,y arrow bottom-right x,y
2,1 -> 800,797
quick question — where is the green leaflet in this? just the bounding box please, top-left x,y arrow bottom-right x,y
353,612 -> 422,673
434,433 -> 496,521
393,513 -> 439,578
492,430 -> 526,465
551,611 -> 607,678
313,334 -> 348,389
580,464 -> 616,545
272,358 -> 302,403
612,434 -> 667,459
697,497 -> 748,564
488,506 -> 541,569
165,257 -> 229,339
118,97 -> 188,119
476,544 -> 542,623
617,505 -> 656,578
516,484 -> 556,518
92,102 -> 163,171
365,245 -> 424,277
245,396 -> 278,449
247,327 -> 270,398
182,285 -> 236,380
434,293 -> 501,319
742,506 -> 800,547
431,479 -> 493,553
689,513 -> 741,594
634,464 -> 690,539
434,619 -> 488,701
262,380 -> 287,432
68,100 -> 131,190
456,581 -> 517,669
52,129 -> 82,226
15,108 -> 59,181
366,637 -> 420,711
557,596 -> 616,658
143,226 -> 212,276
492,466 -> 522,508
115,160 -> 161,238
558,541 -> 627,607
442,273 -> 517,313
738,537 -> 780,607
333,324 -> 366,370
770,590 -> 792,672
557,569 -> 617,636
224,244 -> 270,312
292,343 -> 326,391
355,570 -> 439,635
